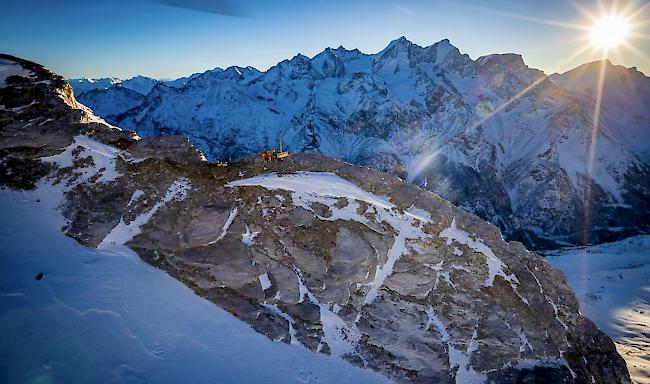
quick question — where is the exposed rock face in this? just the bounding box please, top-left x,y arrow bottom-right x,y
71,38 -> 650,250
0,55 -> 632,383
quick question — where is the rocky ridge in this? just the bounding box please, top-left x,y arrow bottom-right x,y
0,54 -> 632,383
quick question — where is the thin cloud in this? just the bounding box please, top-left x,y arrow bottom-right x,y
393,5 -> 415,16
152,0 -> 249,17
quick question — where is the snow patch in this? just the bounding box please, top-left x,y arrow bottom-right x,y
405,205 -> 431,222
227,172 -> 394,210
259,273 -> 272,291
41,135 -> 123,185
211,207 -> 238,244
262,304 -> 300,345
127,189 -> 145,206
0,59 -> 34,88
241,224 -> 260,246
425,306 -> 486,384
98,178 -> 191,248
439,217 -> 518,287
295,270 -> 362,359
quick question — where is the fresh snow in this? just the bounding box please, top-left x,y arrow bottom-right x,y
546,236 -> 650,384
0,183 -> 390,384
98,178 -> 191,248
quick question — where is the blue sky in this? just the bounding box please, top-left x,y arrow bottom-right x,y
2,0 -> 649,79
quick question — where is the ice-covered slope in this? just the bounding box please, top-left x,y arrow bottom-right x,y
0,185 -> 389,384
83,37 -> 650,250
546,236 -> 650,384
0,54 -> 633,383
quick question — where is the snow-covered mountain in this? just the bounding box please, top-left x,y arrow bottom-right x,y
550,60 -> 650,160
69,75 -> 160,95
69,71 -> 215,96
0,54 -> 633,383
73,85 -> 145,120
69,73 -> 217,124
73,38 -> 649,250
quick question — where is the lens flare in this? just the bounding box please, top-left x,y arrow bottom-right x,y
590,14 -> 629,50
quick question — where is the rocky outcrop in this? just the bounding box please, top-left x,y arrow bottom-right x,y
0,54 -> 632,383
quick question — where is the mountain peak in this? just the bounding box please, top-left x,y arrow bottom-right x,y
291,53 -> 310,62
554,59 -> 650,83
383,36 -> 415,51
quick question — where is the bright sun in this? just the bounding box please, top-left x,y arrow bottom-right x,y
590,14 -> 629,50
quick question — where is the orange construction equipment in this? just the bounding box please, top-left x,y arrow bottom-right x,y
277,139 -> 289,160
260,138 -> 289,162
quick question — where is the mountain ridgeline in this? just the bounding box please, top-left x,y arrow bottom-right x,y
70,37 -> 650,249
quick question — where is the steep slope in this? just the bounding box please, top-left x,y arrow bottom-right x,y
551,60 -> 650,159
0,55 -> 632,383
0,186 -> 390,384
75,85 -> 145,121
70,73 -> 219,126
87,38 -> 649,250
546,236 -> 650,384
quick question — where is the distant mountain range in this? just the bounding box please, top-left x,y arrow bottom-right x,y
68,37 -> 650,249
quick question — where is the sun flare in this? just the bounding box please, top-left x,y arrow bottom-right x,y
590,14 -> 630,50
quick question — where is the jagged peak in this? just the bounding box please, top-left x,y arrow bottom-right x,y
319,45 -> 364,60
431,38 -> 453,48
416,38 -> 467,69
382,35 -> 415,52
290,53 -> 311,63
